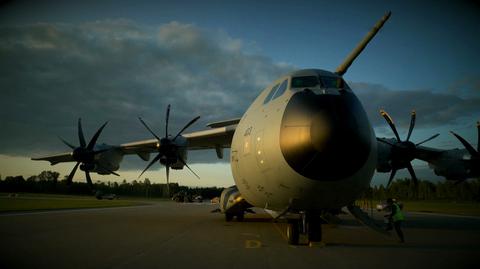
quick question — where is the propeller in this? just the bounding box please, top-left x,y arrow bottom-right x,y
450,121 -> 480,178
450,121 -> 479,158
138,105 -> 201,197
377,109 -> 439,188
59,119 -> 117,190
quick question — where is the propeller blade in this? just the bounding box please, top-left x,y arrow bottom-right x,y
450,131 -> 479,158
406,163 -> 418,187
178,156 -> 200,179
59,136 -> 76,150
67,162 -> 80,185
85,171 -> 93,189
166,165 -> 170,197
477,121 -> 479,152
406,110 -> 416,142
386,169 -> 397,188
380,110 -> 401,142
173,116 -> 201,141
87,121 -> 108,150
78,118 -> 86,148
416,133 -> 440,146
138,117 -> 161,141
138,153 -> 162,179
165,104 -> 171,138
377,137 -> 395,146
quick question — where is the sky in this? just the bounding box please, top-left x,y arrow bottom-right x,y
0,0 -> 479,187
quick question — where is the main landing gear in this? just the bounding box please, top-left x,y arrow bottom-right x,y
225,212 -> 245,222
286,212 -> 323,246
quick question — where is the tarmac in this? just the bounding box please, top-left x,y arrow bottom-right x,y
1,201 -> 479,269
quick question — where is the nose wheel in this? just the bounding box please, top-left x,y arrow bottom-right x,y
225,212 -> 245,222
286,220 -> 300,245
286,213 -> 323,246
307,215 -> 322,243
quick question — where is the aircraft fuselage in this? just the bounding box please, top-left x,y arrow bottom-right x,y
231,69 -> 377,213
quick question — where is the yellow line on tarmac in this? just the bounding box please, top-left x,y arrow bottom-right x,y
245,239 -> 262,248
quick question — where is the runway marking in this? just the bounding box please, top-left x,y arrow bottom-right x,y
0,204 -> 154,217
241,233 -> 261,237
245,239 -> 262,248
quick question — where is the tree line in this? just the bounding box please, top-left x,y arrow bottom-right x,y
0,171 -> 223,199
1,171 -> 479,201
361,178 -> 480,202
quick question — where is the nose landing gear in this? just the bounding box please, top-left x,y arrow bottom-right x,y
286,212 -> 324,246
286,220 -> 300,245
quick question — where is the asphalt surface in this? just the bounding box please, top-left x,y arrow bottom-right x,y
1,201 -> 479,269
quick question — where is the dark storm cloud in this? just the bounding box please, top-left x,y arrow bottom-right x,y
352,82 -> 480,129
0,20 -> 292,162
1,20 -> 478,168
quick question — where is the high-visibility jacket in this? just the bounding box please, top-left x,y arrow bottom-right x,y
392,203 -> 404,222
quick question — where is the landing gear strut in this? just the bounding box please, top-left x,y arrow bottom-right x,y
307,215 -> 322,243
286,212 -> 323,246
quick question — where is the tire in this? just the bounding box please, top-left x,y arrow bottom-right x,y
307,217 -> 322,242
225,213 -> 234,222
286,221 -> 299,245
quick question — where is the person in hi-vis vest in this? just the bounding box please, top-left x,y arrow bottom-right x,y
385,198 -> 405,243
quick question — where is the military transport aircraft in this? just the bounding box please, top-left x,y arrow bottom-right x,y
32,11 -> 479,245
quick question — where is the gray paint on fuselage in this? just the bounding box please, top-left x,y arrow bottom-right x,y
231,69 -> 377,213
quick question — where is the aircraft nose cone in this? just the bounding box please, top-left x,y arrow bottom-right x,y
280,89 -> 372,181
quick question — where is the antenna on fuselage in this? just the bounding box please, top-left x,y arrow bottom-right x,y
335,11 -> 391,76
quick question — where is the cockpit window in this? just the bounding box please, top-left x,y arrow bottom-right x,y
291,76 -> 319,88
263,83 -> 279,104
263,79 -> 288,105
321,76 -> 347,89
272,79 -> 288,100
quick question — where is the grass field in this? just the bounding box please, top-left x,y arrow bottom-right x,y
0,193 -> 147,212
402,200 -> 480,216
1,193 -> 479,216
358,199 -> 480,216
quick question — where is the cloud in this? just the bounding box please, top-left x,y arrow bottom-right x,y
352,82 -> 480,129
0,20 -> 293,163
1,19 -> 478,170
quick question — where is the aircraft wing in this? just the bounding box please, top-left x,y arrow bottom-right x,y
31,152 -> 74,165
31,119 -> 239,165
376,138 -> 444,173
414,145 -> 445,162
120,124 -> 237,155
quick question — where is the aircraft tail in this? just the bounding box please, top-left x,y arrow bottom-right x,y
335,11 -> 391,76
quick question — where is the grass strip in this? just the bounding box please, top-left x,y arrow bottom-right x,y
0,196 -> 145,212
358,199 -> 480,216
